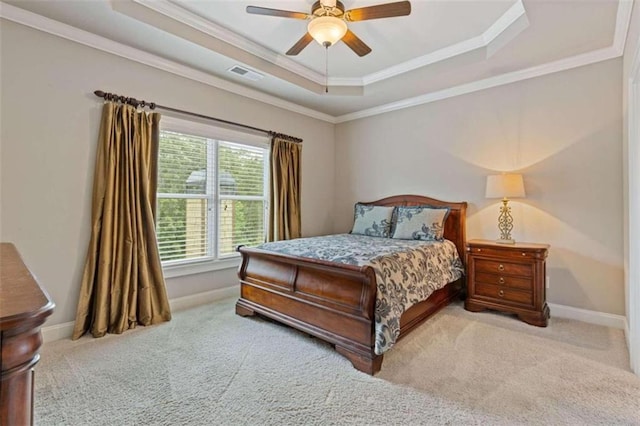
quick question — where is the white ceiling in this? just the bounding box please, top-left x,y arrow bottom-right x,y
0,0 -> 633,121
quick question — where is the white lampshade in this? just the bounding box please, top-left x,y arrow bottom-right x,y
485,174 -> 526,199
308,16 -> 348,46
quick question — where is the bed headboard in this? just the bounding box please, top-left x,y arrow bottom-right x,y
360,194 -> 468,265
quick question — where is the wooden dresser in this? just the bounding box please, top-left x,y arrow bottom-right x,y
464,239 -> 549,327
1,243 -> 54,425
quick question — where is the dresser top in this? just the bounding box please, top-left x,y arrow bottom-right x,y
0,243 -> 54,327
467,239 -> 550,250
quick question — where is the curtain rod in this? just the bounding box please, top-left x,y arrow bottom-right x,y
93,90 -> 303,143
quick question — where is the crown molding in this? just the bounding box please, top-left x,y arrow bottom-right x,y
126,0 -> 629,95
614,0 -> 635,55
481,0 -> 526,44
357,36 -> 485,87
335,0 -> 632,121
0,2 -> 336,123
132,0 -> 526,89
359,0 -> 527,86
335,46 -> 621,123
131,0 -> 326,85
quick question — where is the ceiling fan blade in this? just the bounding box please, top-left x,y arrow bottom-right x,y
246,6 -> 309,20
342,30 -> 372,57
345,1 -> 411,21
286,32 -> 314,56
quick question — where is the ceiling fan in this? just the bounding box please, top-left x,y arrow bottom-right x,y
246,0 -> 411,57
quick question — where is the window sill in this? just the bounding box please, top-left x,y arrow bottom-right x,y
163,256 -> 241,279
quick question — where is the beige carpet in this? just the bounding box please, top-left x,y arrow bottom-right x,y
35,298 -> 640,425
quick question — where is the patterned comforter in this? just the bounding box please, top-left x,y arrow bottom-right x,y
255,234 -> 464,355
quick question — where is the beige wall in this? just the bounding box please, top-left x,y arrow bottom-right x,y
624,2 -> 640,323
623,2 -> 640,372
335,59 -> 624,315
0,17 -> 628,325
0,20 -> 336,326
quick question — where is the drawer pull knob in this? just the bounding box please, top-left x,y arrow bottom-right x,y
477,248 -> 482,252
522,252 -> 526,256
499,277 -> 505,284
498,264 -> 505,271
499,290 -> 505,297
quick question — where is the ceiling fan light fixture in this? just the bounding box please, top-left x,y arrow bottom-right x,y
307,16 -> 347,46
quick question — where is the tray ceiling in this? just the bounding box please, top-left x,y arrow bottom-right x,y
0,0 -> 632,121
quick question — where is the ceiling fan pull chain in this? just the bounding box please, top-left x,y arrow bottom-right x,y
324,41 -> 330,93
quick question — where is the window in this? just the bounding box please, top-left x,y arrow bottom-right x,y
156,116 -> 269,276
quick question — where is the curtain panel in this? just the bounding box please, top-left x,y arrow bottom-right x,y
72,102 -> 171,340
268,137 -> 302,242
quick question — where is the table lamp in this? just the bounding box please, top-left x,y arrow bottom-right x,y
485,173 -> 526,244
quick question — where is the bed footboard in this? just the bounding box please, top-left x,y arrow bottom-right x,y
236,246 -> 383,374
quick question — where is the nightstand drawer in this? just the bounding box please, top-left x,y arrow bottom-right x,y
468,246 -> 539,260
474,272 -> 532,290
474,259 -> 532,277
475,283 -> 533,306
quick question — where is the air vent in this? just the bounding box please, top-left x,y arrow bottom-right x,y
228,65 -> 264,81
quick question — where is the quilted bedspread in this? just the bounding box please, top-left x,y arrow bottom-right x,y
255,234 -> 464,355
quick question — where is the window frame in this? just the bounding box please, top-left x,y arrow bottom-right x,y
157,116 -> 270,278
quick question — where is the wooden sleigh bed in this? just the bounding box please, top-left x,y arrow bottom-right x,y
235,195 -> 467,374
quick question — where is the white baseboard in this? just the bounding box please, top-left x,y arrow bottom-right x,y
41,321 -> 75,343
168,285 -> 239,312
41,284 -> 241,343
625,319 -> 630,350
43,293 -> 624,343
549,303 -> 627,330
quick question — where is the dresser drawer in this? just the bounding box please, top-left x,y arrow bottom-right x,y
474,283 -> 533,306
474,272 -> 532,290
474,259 -> 532,277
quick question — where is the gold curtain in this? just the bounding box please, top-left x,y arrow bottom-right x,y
72,102 -> 171,340
268,137 -> 302,241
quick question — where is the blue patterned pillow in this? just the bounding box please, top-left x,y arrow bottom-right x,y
351,204 -> 394,238
391,206 -> 450,241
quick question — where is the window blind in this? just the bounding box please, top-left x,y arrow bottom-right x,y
156,129 -> 268,264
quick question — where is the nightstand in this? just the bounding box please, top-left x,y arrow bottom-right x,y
464,239 -> 550,327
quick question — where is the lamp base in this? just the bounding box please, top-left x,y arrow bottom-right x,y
496,199 -> 515,245
495,238 -> 516,244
